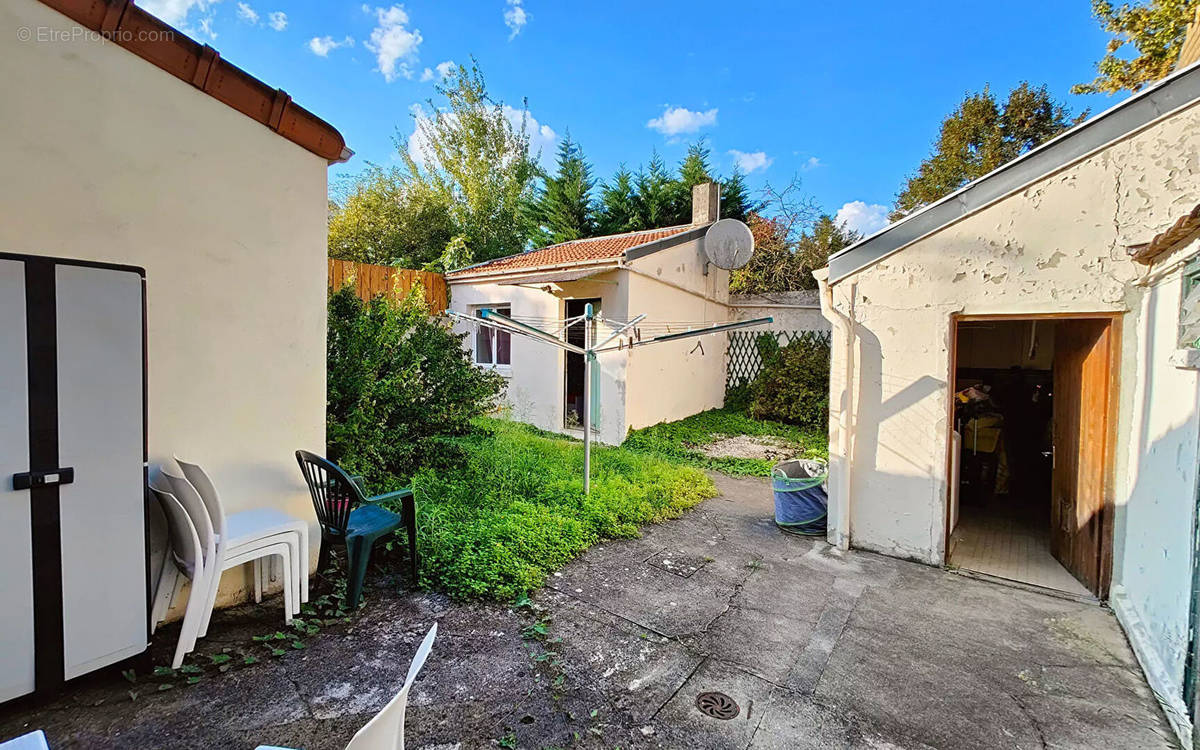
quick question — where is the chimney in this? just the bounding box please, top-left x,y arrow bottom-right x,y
692,182 -> 720,225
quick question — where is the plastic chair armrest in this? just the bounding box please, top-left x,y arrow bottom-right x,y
366,488 -> 413,504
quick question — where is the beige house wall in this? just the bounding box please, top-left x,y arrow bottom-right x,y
624,237 -> 731,432
1,0 -> 331,609
448,272 -> 632,446
822,98 -> 1200,741
448,234 -> 736,443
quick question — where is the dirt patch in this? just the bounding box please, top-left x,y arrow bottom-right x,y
696,434 -> 798,461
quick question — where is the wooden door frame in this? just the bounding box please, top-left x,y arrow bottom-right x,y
943,312 -> 1122,597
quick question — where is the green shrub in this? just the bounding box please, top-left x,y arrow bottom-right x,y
748,334 -> 831,429
404,419 -> 716,600
326,286 -> 505,488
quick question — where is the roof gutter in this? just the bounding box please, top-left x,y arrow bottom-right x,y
828,59 -> 1200,284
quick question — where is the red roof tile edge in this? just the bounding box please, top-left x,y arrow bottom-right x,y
446,226 -> 694,280
38,0 -> 348,162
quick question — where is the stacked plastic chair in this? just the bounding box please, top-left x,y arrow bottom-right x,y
149,458 -> 308,666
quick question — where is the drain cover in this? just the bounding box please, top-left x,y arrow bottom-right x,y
695,691 -> 740,720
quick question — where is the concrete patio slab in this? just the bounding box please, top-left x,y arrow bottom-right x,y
0,472 -> 1177,749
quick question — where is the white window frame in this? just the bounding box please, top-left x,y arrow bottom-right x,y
472,304 -> 513,374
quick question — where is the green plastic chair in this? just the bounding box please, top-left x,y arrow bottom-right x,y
295,450 -> 418,608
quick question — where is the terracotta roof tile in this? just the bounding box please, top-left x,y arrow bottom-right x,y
446,225 -> 693,279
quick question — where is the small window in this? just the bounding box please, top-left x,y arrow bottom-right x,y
474,306 -> 512,366
1181,258 -> 1200,348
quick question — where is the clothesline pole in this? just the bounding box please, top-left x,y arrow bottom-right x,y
583,302 -> 594,495
446,309 -> 774,494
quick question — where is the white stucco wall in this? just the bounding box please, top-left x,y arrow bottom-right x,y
1,0 -> 330,609
624,237 -> 731,432
448,272 -> 631,446
729,291 -> 831,333
822,98 -> 1200,741
825,99 -> 1200,564
1110,248 -> 1200,735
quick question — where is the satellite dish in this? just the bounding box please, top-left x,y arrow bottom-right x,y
703,219 -> 755,270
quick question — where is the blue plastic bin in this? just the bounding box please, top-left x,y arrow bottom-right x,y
772,459 -> 828,536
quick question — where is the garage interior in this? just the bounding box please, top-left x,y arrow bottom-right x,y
948,317 -> 1114,598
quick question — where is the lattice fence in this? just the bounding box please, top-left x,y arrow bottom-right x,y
726,329 -> 832,390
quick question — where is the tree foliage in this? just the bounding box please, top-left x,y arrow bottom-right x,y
401,61 -> 539,266
892,83 -> 1082,220
1074,0 -> 1199,95
529,133 -> 596,245
729,178 -> 855,294
596,166 -> 640,236
327,62 -> 539,270
327,168 -> 455,267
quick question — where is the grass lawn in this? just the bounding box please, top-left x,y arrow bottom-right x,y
622,407 -> 828,476
404,418 -> 716,600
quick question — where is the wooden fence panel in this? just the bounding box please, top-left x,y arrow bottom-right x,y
327,259 -> 448,314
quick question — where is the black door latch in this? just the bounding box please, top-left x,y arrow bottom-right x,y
12,468 -> 74,490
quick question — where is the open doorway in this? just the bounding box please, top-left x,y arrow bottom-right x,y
947,316 -> 1116,598
564,298 -> 600,429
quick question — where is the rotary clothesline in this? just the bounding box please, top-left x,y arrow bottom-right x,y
447,306 -> 772,493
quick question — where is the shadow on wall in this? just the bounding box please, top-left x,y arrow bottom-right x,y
842,319 -> 950,564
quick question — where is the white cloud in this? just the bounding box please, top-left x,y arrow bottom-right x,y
646,106 -> 718,136
728,150 -> 773,174
198,15 -> 217,38
267,10 -> 287,30
802,156 -> 821,170
407,104 -> 557,169
235,2 -> 258,23
502,105 -> 557,161
420,60 -> 456,82
504,0 -> 527,40
138,0 -> 219,28
308,35 -> 355,57
835,201 -> 890,237
365,5 -> 423,82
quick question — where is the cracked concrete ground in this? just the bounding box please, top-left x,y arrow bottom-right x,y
0,473 -> 1177,749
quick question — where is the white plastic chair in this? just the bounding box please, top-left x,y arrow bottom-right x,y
162,468 -> 294,631
345,622 -> 437,750
0,731 -> 49,749
173,456 -> 309,633
147,482 -> 210,668
252,623 -> 437,750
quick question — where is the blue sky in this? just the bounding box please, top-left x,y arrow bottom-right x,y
143,0 -> 1123,236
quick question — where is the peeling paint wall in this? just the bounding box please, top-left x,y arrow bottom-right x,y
826,100 -> 1200,564
824,99 -> 1200,739
1110,248 -> 1200,736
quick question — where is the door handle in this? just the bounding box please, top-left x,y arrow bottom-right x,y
12,468 -> 74,490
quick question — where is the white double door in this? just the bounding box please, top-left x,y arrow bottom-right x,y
0,257 -> 147,701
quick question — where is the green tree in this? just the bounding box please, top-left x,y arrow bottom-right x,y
531,133 -> 597,244
596,166 -> 640,235
633,151 -> 676,228
327,167 -> 455,267
892,83 -> 1082,220
720,168 -> 753,223
402,61 -> 539,266
668,141 -> 717,224
729,212 -> 855,294
1074,0 -> 1199,95
795,214 -> 860,272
